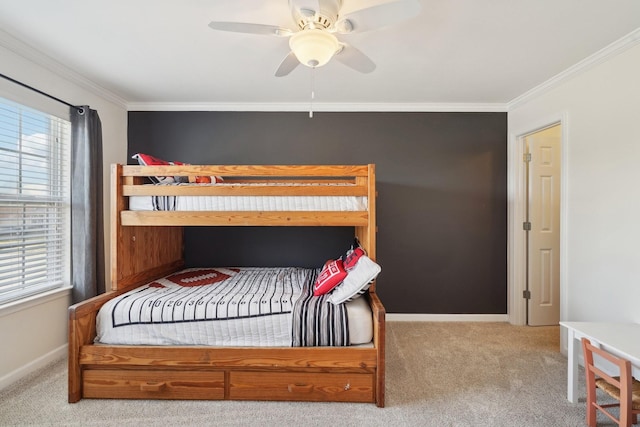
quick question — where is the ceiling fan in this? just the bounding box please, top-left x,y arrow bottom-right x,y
208,0 -> 421,77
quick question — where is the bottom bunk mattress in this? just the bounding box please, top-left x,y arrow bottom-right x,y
95,267 -> 373,347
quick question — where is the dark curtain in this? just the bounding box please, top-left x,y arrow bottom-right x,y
70,106 -> 105,303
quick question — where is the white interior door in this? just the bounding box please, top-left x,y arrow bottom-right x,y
526,124 -> 561,326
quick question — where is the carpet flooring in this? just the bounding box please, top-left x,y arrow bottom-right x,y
0,322 -> 615,426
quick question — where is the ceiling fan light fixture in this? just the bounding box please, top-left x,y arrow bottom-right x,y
289,29 -> 339,68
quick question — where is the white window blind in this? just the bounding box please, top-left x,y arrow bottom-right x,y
0,97 -> 70,305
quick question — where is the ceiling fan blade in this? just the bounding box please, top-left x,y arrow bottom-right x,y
334,44 -> 376,74
208,21 -> 293,37
335,0 -> 421,33
317,0 -> 340,15
275,52 -> 301,77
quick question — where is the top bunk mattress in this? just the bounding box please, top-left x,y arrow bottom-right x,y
128,184 -> 368,212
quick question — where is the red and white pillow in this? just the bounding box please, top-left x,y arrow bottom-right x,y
342,243 -> 365,271
313,238 -> 381,304
132,153 -> 186,184
131,153 -> 223,184
313,259 -> 347,296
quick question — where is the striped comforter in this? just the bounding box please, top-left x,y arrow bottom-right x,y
95,267 -> 349,347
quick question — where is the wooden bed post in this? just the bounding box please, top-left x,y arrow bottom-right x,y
67,308 -> 83,403
355,164 -> 377,274
110,164 -> 123,291
355,164 -> 384,406
367,164 -> 384,407
367,163 -> 377,262
111,164 -> 184,291
373,295 -> 386,407
68,290 -> 117,402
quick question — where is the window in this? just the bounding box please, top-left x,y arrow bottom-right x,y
0,97 -> 70,305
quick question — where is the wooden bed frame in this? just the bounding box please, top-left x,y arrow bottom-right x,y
68,164 -> 385,406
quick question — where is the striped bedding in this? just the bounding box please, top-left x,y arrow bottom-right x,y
127,183 -> 367,212
95,267 -> 365,347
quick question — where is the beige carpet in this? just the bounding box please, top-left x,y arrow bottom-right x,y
0,322 -> 613,426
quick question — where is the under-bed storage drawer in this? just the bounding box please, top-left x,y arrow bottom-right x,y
229,371 -> 374,402
83,369 -> 225,400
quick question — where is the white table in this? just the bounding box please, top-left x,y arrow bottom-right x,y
560,321 -> 640,403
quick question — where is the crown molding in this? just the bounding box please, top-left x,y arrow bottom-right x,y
126,101 -> 508,112
0,29 -> 128,109
507,27 -> 640,110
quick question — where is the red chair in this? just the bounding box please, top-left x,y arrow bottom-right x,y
581,338 -> 640,426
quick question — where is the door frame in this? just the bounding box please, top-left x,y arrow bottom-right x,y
507,112 -> 569,325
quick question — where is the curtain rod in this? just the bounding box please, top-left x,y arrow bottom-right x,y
0,72 -> 84,113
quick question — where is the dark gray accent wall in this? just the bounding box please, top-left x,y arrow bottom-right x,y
127,111 -> 507,314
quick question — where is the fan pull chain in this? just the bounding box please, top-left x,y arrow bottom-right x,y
309,68 -> 315,118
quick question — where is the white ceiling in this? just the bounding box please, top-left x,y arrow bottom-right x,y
1,0 -> 639,109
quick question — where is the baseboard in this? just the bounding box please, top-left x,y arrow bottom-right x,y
387,313 -> 509,322
0,344 -> 67,391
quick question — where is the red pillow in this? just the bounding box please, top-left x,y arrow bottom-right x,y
132,153 -> 174,167
313,259 -> 347,296
342,246 -> 365,271
132,153 -> 223,184
131,153 -> 185,184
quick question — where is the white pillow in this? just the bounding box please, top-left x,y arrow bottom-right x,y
328,255 -> 381,305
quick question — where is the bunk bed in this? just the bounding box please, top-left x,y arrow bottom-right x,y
68,164 -> 385,406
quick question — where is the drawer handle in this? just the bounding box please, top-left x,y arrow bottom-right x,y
140,381 -> 166,392
288,383 -> 313,393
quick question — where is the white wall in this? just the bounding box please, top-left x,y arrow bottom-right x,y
509,43 -> 640,323
0,38 -> 128,388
